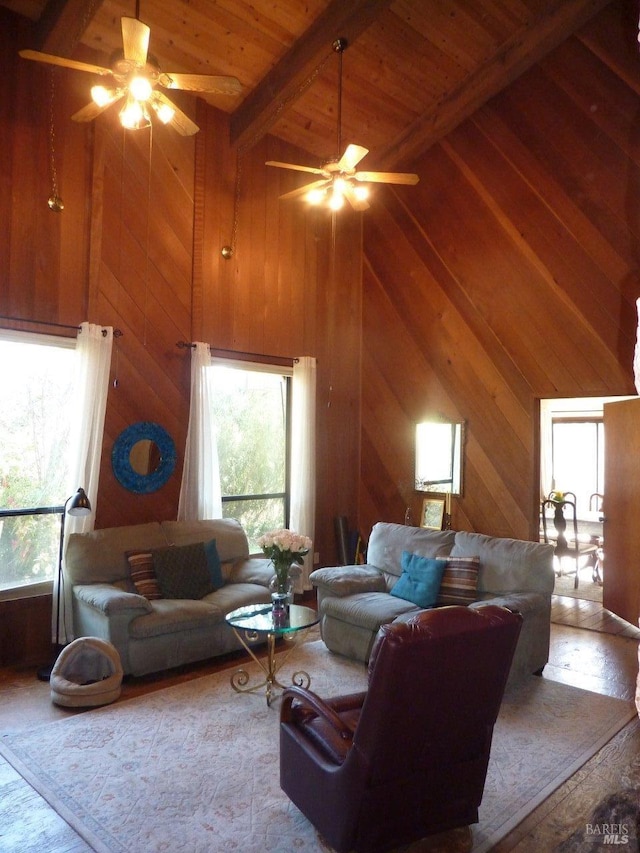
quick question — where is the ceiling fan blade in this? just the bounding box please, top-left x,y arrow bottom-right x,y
266,160 -> 325,176
279,179 -> 329,201
344,184 -> 370,212
151,91 -> 199,136
71,94 -> 124,122
354,171 -> 420,185
338,144 -> 369,172
121,16 -> 150,66
19,49 -> 111,76
159,72 -> 242,96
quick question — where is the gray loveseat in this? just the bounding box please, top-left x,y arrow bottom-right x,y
310,522 -> 554,683
65,518 -> 274,676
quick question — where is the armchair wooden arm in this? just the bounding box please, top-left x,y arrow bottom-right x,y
281,685 -> 355,740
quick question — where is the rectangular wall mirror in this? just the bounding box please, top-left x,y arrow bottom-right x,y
415,421 -> 464,495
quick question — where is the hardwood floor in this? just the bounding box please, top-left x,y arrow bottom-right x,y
0,598 -> 638,852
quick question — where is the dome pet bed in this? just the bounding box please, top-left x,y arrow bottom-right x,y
50,637 -> 123,708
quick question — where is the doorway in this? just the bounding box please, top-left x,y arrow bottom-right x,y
539,395 -> 630,602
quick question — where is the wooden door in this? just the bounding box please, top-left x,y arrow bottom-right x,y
603,397 -> 640,626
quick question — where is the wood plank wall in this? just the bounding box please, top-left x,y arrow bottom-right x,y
194,105 -> 363,577
0,7 -> 361,665
359,0 -> 639,543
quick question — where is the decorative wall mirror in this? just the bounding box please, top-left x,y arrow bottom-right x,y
112,422 -> 176,494
415,420 -> 464,496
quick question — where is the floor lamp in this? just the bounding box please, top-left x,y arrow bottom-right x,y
37,487 -> 92,682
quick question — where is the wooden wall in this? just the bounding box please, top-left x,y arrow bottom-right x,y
0,6 -> 361,665
359,0 -> 639,542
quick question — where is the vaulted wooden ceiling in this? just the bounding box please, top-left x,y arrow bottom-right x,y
5,0 -> 613,168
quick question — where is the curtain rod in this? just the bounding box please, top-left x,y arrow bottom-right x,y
176,341 -> 298,365
0,315 -> 123,337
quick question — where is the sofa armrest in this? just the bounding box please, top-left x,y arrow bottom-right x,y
310,566 -> 387,597
73,583 -> 153,616
226,557 -> 274,587
469,591 -> 549,617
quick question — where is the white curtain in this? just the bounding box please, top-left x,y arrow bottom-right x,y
59,322 -> 113,643
290,357 -> 317,591
178,342 -> 222,520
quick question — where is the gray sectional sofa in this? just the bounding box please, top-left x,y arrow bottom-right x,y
65,518 -> 274,676
310,522 -> 555,682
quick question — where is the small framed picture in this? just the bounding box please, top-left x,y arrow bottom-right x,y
421,498 -> 446,530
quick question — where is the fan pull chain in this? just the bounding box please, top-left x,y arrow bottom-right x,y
47,71 -> 64,213
221,153 -> 243,260
143,122 -> 152,347
335,38 -> 346,158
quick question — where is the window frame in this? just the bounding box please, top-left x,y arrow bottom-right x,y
209,355 -> 294,538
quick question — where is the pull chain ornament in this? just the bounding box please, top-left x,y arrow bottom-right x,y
47,71 -> 64,212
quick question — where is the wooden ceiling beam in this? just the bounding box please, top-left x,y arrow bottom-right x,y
375,0 -> 613,171
32,0 -> 104,56
230,0 -> 392,152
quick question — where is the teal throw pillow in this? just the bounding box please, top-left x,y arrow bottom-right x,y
204,538 -> 224,590
390,551 -> 447,608
152,542 -> 216,600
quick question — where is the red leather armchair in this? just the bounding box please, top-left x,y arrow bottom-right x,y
280,604 -> 522,853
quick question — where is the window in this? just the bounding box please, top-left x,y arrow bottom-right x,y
551,419 -> 603,513
209,361 -> 291,551
0,331 -> 76,595
540,396 -> 630,517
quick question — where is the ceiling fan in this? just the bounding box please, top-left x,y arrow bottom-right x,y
266,38 -> 419,211
19,5 -> 242,136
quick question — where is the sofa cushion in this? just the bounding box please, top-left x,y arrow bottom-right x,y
436,556 -> 480,606
128,599 -> 223,639
126,551 -> 162,600
160,519 -> 249,562
390,552 -> 447,608
451,531 -> 555,595
366,522 -> 456,579
152,542 -> 217,600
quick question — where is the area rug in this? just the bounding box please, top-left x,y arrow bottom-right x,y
554,572 -> 603,602
0,640 -> 635,853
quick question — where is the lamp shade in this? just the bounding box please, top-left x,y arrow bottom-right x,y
67,487 -> 91,517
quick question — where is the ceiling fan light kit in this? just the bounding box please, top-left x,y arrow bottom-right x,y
119,93 -> 151,130
19,8 -> 241,136
266,38 -> 418,212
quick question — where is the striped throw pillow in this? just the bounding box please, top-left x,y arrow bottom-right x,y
436,556 -> 479,606
127,551 -> 162,600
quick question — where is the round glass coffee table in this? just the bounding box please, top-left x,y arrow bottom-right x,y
225,602 -> 320,706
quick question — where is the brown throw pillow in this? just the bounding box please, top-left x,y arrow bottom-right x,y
436,556 -> 480,606
126,551 -> 162,600
152,541 -> 216,600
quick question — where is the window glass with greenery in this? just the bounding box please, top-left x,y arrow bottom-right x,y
0,332 -> 76,593
209,362 -> 291,551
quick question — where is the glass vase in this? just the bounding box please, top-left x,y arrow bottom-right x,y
269,571 -> 293,606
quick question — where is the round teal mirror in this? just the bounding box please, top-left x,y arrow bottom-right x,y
112,422 -> 176,494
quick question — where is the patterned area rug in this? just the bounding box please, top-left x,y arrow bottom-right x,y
0,640 -> 635,853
